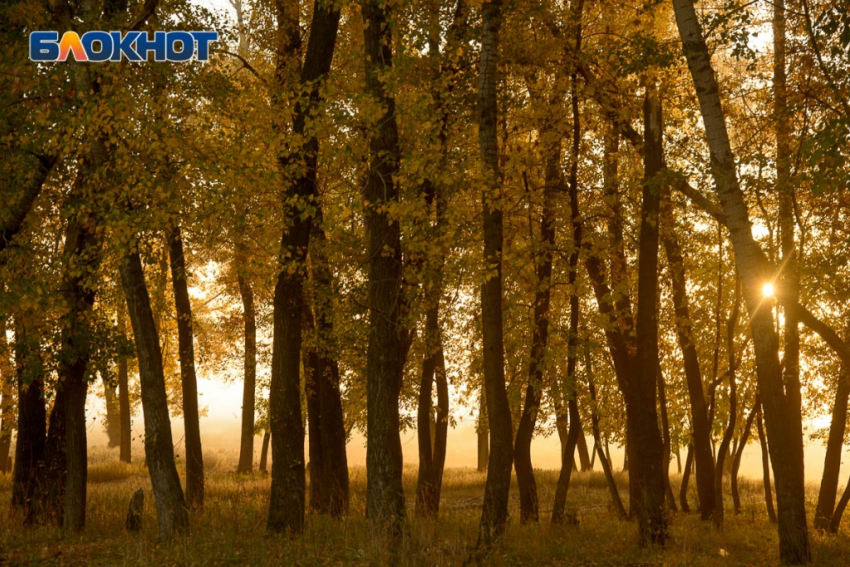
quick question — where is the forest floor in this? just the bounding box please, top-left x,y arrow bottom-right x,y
2,448 -> 850,566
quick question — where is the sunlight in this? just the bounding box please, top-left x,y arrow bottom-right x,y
762,282 -> 775,298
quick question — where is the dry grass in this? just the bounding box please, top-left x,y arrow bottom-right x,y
1,450 -> 850,566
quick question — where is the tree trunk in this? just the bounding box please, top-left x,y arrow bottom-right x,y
732,398 -> 758,514
515,134 -> 559,525
31,389 -> 66,526
815,368 -> 850,529
117,308 -> 132,464
304,325 -> 327,513
661,197 -> 716,521
267,0 -> 341,535
11,318 -> 46,516
236,271 -> 256,474
310,213 -> 350,517
168,225 -> 204,511
680,443 -> 694,513
477,393 -> 489,472
360,0 -> 406,538
585,348 -> 627,519
259,431 -> 270,473
657,368 -> 677,512
757,405 -> 778,524
476,0 -> 513,548
102,375 -> 120,448
631,82 -> 667,546
121,250 -> 188,539
576,430 -> 591,472
0,306 -> 15,473
671,0 -> 809,560
714,283 -> 740,529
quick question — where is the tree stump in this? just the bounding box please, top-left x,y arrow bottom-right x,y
125,489 -> 144,532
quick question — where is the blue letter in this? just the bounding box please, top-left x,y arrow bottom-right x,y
136,31 -> 166,62
81,31 -> 112,62
166,31 -> 194,62
110,31 -> 142,62
191,31 -> 218,61
30,31 -> 59,62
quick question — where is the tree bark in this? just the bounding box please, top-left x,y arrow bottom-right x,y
267,0 -> 341,535
0,305 -> 15,473
680,443 -> 694,513
815,368 -> 850,529
11,318 -> 46,516
304,323 -> 327,513
121,250 -> 188,539
657,368 -> 677,512
117,308 -> 132,464
102,375 -> 121,448
360,0 -> 406,539
477,393 -> 489,472
661,197 -> 716,520
236,271 -> 256,474
714,283 -> 740,528
259,431 -> 270,473
586,347 -> 627,519
475,0 -> 514,549
168,225 -> 204,511
757,405 -> 778,524
671,0 -> 809,560
732,398 -> 758,514
630,82 -> 667,546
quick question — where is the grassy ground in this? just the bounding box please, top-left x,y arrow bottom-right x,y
2,449 -> 850,566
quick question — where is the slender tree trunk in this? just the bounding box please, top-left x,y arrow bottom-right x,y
477,393 -> 489,472
586,348 -> 627,519
815,367 -> 850,529
304,321 -> 327,513
121,250 -> 188,539
680,443 -> 694,513
103,376 -> 120,448
657,369 -> 677,512
631,82 -> 667,546
0,306 -> 15,472
661,198 -> 716,521
515,134 -> 559,525
259,431 -> 270,473
168,225 -> 204,511
732,398 -> 758,514
576,430 -> 591,472
672,0 -> 809,560
757,406 -> 778,524
714,283 -> 740,529
475,0 -> 513,549
236,271 -> 256,474
117,309 -> 131,464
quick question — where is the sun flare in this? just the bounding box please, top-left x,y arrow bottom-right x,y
762,282 -> 775,298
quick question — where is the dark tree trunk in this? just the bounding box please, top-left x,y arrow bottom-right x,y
830,479 -> 850,533
672,0 -> 809,560
117,309 -> 132,464
103,376 -> 120,448
267,0 -> 341,535
714,283 -> 740,528
657,369 -> 677,512
31,389 -> 66,526
680,443 -> 694,513
11,318 -> 45,516
585,348 -> 627,519
576,430 -> 592,472
168,225 -> 204,511
732,398 -> 758,514
236,271 -> 256,474
259,431 -> 270,473
310,213 -> 350,517
551,0 -> 584,525
661,198 -> 716,521
121,250 -> 188,539
361,0 -> 406,538
475,0 -> 513,548
477,393 -> 489,472
304,328 -> 327,513
515,134 -> 559,525
816,368 -> 850,529
631,82 -> 667,546
757,406 -> 778,524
